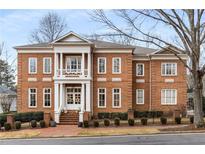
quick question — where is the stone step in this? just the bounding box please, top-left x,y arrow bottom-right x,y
58,122 -> 78,125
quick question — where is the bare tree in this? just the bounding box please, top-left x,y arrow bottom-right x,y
90,9 -> 205,127
30,12 -> 68,43
0,95 -> 16,113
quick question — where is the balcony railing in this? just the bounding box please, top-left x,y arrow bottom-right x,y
56,69 -> 88,78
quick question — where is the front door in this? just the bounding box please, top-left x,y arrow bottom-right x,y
66,87 -> 81,110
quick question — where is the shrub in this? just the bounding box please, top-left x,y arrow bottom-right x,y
160,117 -> 167,125
175,117 -> 181,124
93,120 -> 99,128
128,119 -> 135,126
134,111 -> 163,118
120,112 -> 128,120
0,114 -> 6,126
15,121 -> 21,130
31,120 -> 37,128
39,120 -> 46,128
114,118 -> 120,126
190,116 -> 194,124
98,112 -> 110,119
104,119 -> 110,127
141,118 -> 148,125
14,111 -> 44,123
4,123 -> 11,131
83,121 -> 89,128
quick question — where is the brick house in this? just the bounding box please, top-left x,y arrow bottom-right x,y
14,31 -> 188,124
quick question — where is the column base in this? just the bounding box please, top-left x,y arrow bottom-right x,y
79,112 -> 84,122
54,112 -> 60,123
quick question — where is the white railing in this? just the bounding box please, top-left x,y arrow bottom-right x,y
56,69 -> 88,78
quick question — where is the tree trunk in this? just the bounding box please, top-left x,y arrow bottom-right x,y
193,72 -> 204,128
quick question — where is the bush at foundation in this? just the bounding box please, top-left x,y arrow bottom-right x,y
128,119 -> 135,126
93,120 -> 99,128
15,121 -> 21,130
141,118 -> 148,125
83,121 -> 89,128
114,118 -> 120,126
104,119 -> 110,127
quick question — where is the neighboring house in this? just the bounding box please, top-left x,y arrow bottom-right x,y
14,31 -> 188,124
0,86 -> 17,113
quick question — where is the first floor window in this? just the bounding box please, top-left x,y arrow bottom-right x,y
29,58 -> 37,74
112,88 -> 121,108
112,58 -> 121,74
161,63 -> 177,76
98,88 -> 106,108
44,88 -> 51,107
136,89 -> 144,104
98,57 -> 106,74
43,57 -> 52,74
161,89 -> 177,105
29,88 -> 37,107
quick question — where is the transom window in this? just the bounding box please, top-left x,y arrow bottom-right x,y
112,88 -> 121,108
29,58 -> 37,74
98,57 -> 106,74
66,57 -> 81,73
28,88 -> 37,107
136,89 -> 144,104
43,57 -> 52,74
161,63 -> 177,76
136,63 -> 144,76
43,88 -> 51,107
112,58 -> 121,74
98,88 -> 106,108
161,89 -> 177,105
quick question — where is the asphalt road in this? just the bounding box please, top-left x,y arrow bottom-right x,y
1,133 -> 205,145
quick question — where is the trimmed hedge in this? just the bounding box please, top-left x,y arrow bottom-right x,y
98,112 -> 128,120
134,111 -> 163,118
14,111 -> 44,122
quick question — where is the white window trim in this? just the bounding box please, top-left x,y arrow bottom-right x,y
112,57 -> 121,74
43,88 -> 52,108
65,56 -> 82,72
43,57 -> 52,74
28,58 -> 37,74
97,88 -> 106,108
112,88 -> 121,108
97,57 -> 106,74
161,89 -> 177,105
161,63 -> 177,76
136,63 -> 144,76
136,89 -> 144,104
28,88 -> 37,108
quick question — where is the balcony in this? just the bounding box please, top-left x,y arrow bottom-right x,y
56,69 -> 88,78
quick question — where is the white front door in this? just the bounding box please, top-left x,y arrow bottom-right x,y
66,87 -> 81,110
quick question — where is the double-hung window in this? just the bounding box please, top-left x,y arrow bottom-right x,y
112,88 -> 121,108
98,57 -> 106,74
161,63 -> 177,76
28,88 -> 37,107
136,89 -> 144,104
43,57 -> 52,74
29,58 -> 37,74
136,63 -> 144,76
43,88 -> 51,107
161,89 -> 177,105
98,88 -> 106,108
112,57 -> 121,74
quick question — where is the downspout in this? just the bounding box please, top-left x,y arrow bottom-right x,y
149,55 -> 152,111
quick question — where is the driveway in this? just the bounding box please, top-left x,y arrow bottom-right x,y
1,133 -> 205,145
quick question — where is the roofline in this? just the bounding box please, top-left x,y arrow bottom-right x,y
13,46 -> 53,50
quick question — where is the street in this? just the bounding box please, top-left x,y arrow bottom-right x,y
0,133 -> 205,145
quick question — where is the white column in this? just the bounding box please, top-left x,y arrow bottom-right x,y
79,83 -> 85,122
82,53 -> 85,76
86,83 -> 91,112
60,83 -> 63,110
54,53 -> 59,77
88,52 -> 91,78
54,83 -> 59,123
60,53 -> 63,77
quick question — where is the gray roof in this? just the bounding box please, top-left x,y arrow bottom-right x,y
14,42 -> 52,49
133,46 -> 157,55
0,86 -> 16,95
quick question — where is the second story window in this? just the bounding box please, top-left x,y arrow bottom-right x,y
161,63 -> 177,76
136,63 -> 144,76
29,58 -> 37,74
43,57 -> 52,74
112,57 -> 121,74
98,57 -> 106,74
66,57 -> 81,73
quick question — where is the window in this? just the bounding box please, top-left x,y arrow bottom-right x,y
29,58 -> 37,74
112,58 -> 121,74
136,63 -> 144,76
66,57 -> 81,73
98,57 -> 106,74
43,57 -> 52,74
136,89 -> 144,104
112,88 -> 121,108
161,89 -> 177,105
43,88 -> 51,107
98,88 -> 106,108
161,63 -> 177,76
28,88 -> 37,107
